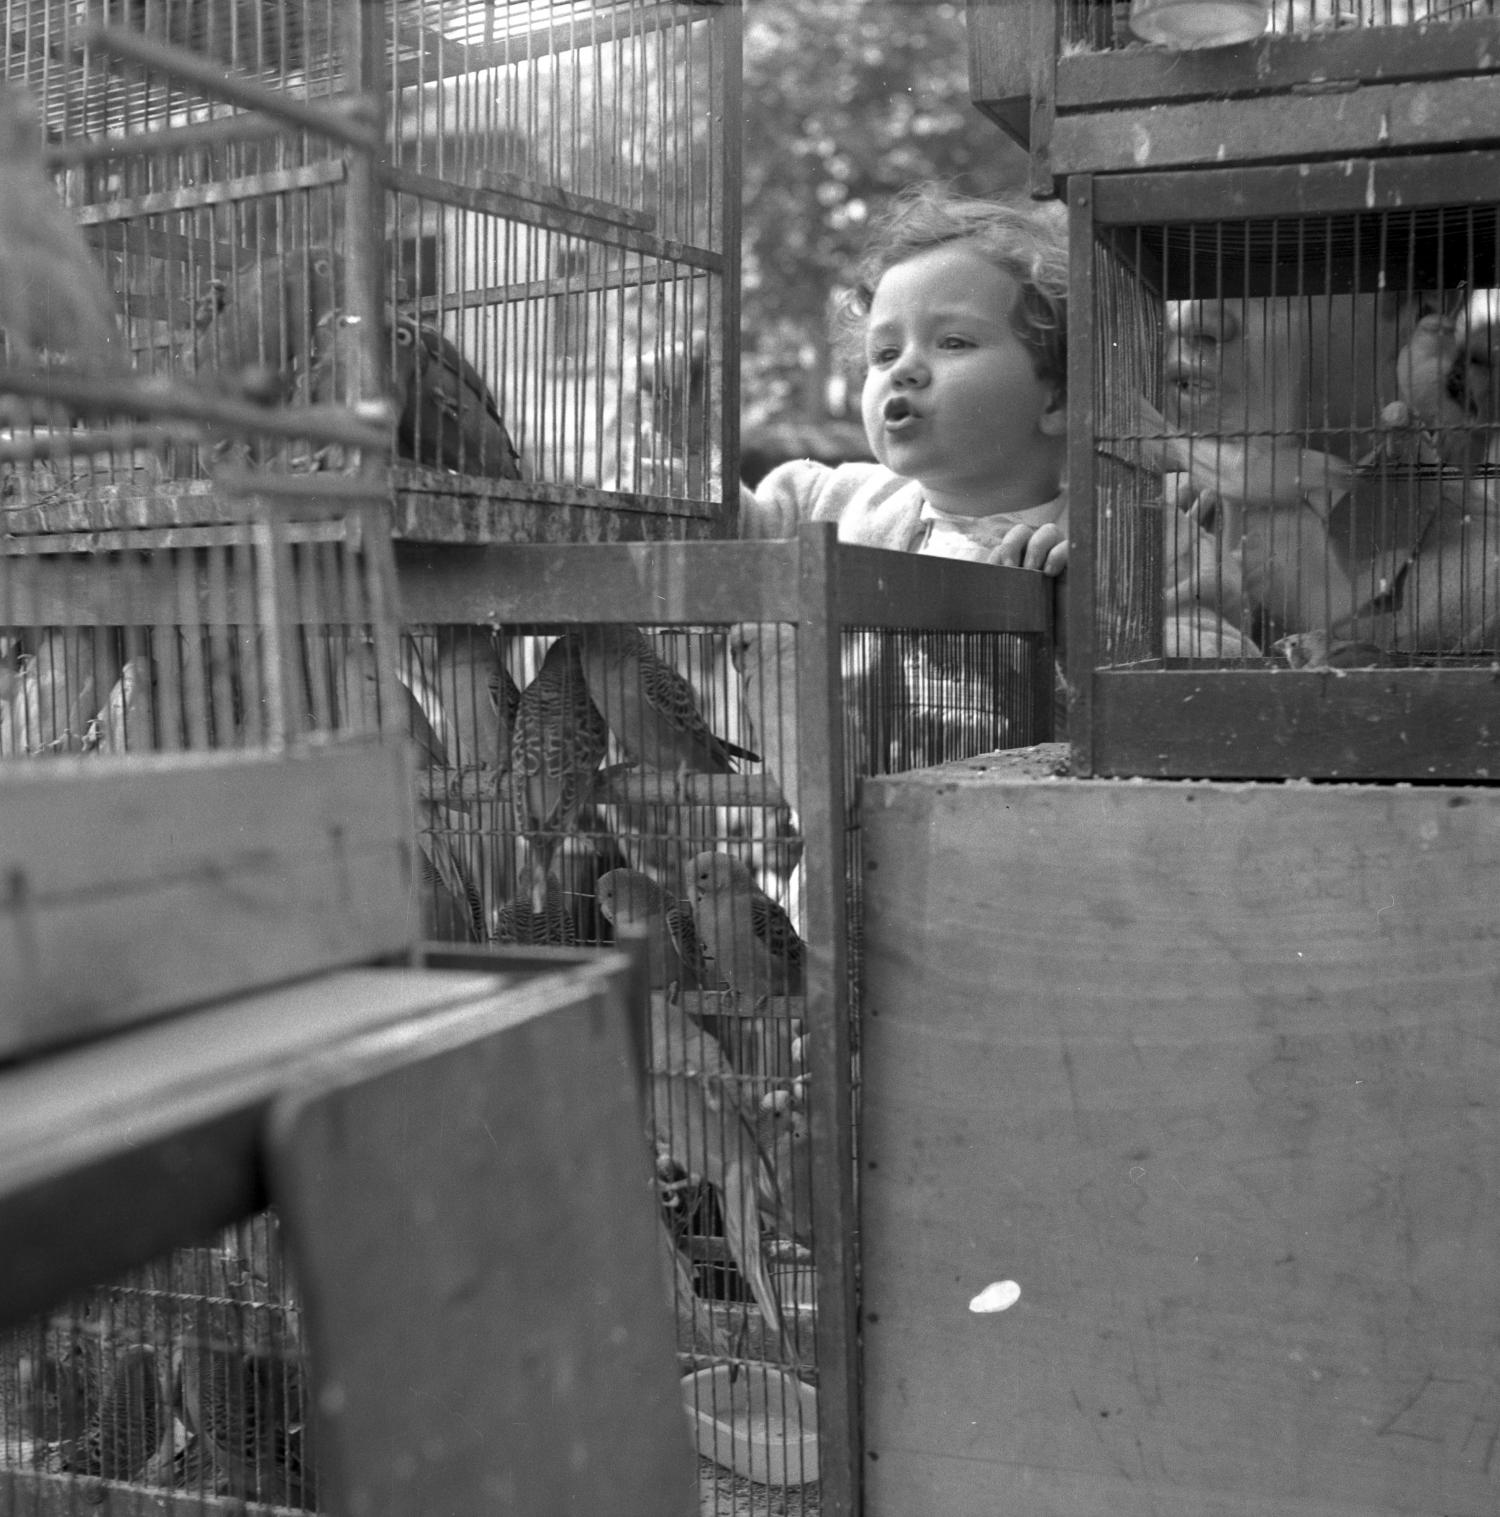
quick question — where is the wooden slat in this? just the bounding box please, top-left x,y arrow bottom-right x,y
860,758 -> 1500,1515
0,739 -> 417,1056
0,964 -> 513,1330
395,537 -> 807,624
1090,148 -> 1500,225
1050,75 -> 1500,176
833,541 -> 1053,633
1054,14 -> 1500,109
268,957 -> 697,1516
1088,667 -> 1500,780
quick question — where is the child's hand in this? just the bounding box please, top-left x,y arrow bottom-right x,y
995,521 -> 1068,576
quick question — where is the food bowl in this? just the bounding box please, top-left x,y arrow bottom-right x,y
682,1364 -> 819,1486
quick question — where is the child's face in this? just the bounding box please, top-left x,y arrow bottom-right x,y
861,243 -> 1065,512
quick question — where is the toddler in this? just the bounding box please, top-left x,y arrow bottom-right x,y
741,185 -> 1070,576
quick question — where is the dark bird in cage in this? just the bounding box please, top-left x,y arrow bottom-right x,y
0,83 -> 124,371
391,313 -> 525,480
91,1342 -> 166,1482
647,995 -> 784,1343
595,866 -> 707,990
689,851 -> 806,1000
758,1087 -> 814,1248
493,875 -> 579,945
578,624 -> 758,776
1274,630 -> 1391,670
17,1342 -> 97,1463
510,634 -> 610,905
195,246 -> 340,410
179,1308 -> 316,1508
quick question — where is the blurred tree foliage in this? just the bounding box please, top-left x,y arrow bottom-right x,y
740,0 -> 1029,428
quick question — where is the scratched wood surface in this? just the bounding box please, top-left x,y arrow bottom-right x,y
859,756 -> 1500,1516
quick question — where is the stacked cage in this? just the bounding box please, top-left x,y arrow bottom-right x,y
961,0 -> 1500,778
395,529 -> 1057,1515
971,0 -> 1500,187
4,0 -> 736,543
0,13 -> 405,1510
0,487 -> 403,1510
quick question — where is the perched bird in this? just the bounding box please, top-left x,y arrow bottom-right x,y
339,637 -> 485,940
578,624 -> 758,777
194,246 -> 339,405
0,82 -> 123,370
92,1342 -> 165,1482
689,851 -> 805,999
492,876 -> 578,945
391,313 -> 524,480
729,621 -> 800,821
595,866 -> 706,990
1274,630 -> 1390,670
17,1343 -> 97,1461
758,1087 -> 814,1249
689,850 -> 807,1077
647,995 -> 783,1344
432,626 -> 522,907
510,634 -> 610,902
433,626 -> 520,779
179,1308 -> 316,1508
2,630 -> 122,756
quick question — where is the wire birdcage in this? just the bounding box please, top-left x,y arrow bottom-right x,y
1068,151 -> 1500,780
1,0 -> 738,545
390,527 -> 1056,1515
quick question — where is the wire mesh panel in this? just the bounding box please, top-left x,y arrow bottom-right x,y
1069,153 -> 1500,780
0,1215 -> 316,1511
392,528 -> 1056,1516
384,0 -> 738,539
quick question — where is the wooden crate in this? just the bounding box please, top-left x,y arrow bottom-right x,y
970,0 -> 1500,188
858,745 -> 1500,1515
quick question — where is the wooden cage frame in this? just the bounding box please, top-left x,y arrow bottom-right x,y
1066,150 -> 1500,782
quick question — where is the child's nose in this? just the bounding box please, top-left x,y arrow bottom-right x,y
890,348 -> 929,387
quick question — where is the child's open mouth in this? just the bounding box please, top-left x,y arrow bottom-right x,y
883,397 -> 919,430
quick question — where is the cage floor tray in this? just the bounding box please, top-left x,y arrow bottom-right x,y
682,1364 -> 819,1487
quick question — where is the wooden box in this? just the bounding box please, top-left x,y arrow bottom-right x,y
858,746 -> 1500,1515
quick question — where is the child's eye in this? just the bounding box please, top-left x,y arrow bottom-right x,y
868,347 -> 899,366
939,335 -> 974,350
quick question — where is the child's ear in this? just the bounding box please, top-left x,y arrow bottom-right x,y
1039,386 -> 1067,437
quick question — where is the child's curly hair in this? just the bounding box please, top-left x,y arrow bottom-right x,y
837,185 -> 1069,392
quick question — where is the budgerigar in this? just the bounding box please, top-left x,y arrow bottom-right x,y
577,624 -> 757,774
758,1087 -> 814,1249
729,621 -> 800,822
647,995 -> 783,1345
179,1308 -> 316,1508
689,851 -> 805,999
689,850 -> 806,1078
92,1342 -> 165,1482
510,634 -> 609,903
1391,299 -> 1500,473
0,83 -> 123,370
595,867 -> 706,990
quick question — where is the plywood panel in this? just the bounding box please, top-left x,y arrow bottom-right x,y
269,967 -> 697,1517
0,738 -> 417,1054
859,753 -> 1500,1516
